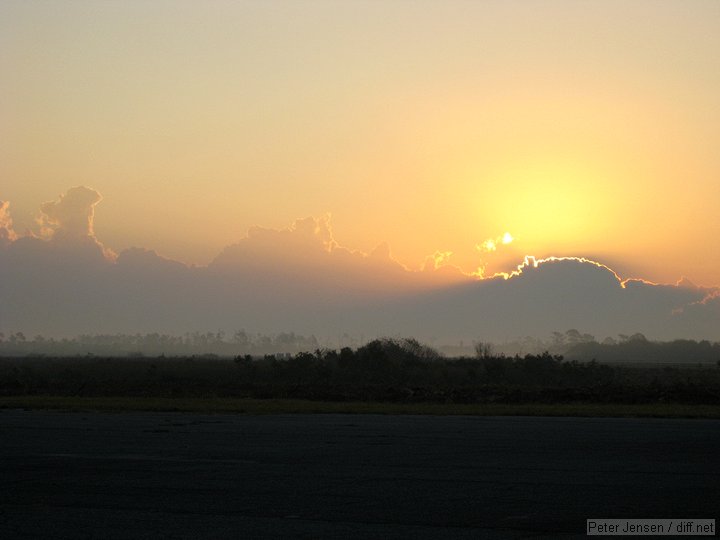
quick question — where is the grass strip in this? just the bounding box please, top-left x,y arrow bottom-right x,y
1,395 -> 720,418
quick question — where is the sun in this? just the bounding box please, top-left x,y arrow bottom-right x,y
478,158 -> 610,250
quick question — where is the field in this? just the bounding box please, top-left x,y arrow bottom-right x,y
3,395 -> 720,418
2,339 -> 720,417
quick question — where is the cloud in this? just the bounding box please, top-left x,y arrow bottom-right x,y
375,256 -> 716,342
32,186 -> 115,261
0,201 -> 17,246
669,290 -> 720,339
212,215 -> 340,270
209,215 -> 467,294
39,186 -> 102,240
423,251 -> 453,271
0,188 -> 718,342
473,232 -> 517,276
476,231 -> 514,253
492,255 -> 624,283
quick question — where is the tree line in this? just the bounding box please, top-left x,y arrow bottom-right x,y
0,330 -> 323,357
1,329 -> 718,365
2,337 -> 719,404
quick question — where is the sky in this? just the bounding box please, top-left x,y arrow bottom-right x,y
1,1 -> 719,342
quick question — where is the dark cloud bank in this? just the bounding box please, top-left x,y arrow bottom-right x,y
0,187 -> 718,344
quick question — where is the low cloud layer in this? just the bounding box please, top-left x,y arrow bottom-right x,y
0,187 -> 718,343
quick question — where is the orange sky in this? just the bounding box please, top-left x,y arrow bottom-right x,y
2,1 -> 719,286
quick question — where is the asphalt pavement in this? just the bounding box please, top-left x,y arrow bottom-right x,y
1,410 -> 718,539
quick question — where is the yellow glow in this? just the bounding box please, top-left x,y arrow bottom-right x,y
478,158 -> 612,252
480,239 -> 497,252
1,2 -> 719,286
477,232 -> 513,254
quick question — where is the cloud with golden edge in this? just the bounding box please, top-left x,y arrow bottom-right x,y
476,231 -> 514,253
35,186 -> 115,261
423,250 -> 453,271
491,255 -> 627,285
0,201 -> 17,245
211,213 -> 471,289
469,231 -> 516,278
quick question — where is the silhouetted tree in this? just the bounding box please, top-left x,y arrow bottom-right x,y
474,341 -> 494,360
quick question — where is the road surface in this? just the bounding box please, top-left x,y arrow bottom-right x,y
1,410 -> 718,538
